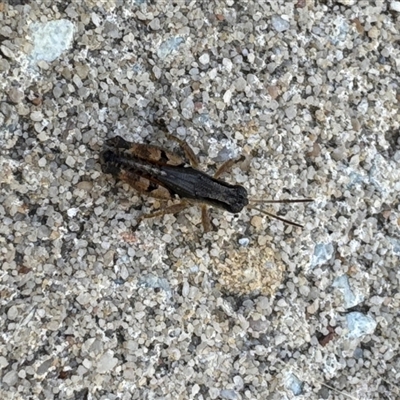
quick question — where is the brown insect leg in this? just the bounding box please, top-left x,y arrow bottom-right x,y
213,156 -> 245,179
165,134 -> 200,168
119,171 -> 172,199
136,201 -> 189,225
201,205 -> 212,232
155,118 -> 200,167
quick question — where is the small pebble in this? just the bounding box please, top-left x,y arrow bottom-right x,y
271,15 -> 290,32
199,53 -> 210,64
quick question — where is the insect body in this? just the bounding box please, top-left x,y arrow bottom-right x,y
100,134 -> 312,231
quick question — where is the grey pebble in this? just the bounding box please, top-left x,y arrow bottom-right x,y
149,18 -> 161,30
3,370 -> 18,386
220,389 -> 238,400
157,37 -> 184,59
199,53 -> 210,64
29,20 -> 74,64
7,88 -> 24,104
271,15 -> 290,32
7,305 -> 18,320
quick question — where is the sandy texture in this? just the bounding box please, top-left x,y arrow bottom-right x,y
1,1 -> 399,399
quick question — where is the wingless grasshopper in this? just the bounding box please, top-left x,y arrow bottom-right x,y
100,127 -> 312,232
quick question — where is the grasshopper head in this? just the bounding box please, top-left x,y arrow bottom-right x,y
224,185 -> 249,214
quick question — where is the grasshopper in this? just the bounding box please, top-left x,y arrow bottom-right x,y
100,129 -> 312,231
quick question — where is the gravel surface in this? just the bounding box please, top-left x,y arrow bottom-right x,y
1,1 -> 399,399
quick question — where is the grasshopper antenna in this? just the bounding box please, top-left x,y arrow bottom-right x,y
249,198 -> 313,204
248,198 -> 313,228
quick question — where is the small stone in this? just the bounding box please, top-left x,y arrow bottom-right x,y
139,275 -> 170,292
286,373 -> 303,396
209,388 -> 220,399
123,368 -> 135,380
8,88 -> 24,104
29,20 -> 74,64
53,85 -> 63,98
0,26 -> 12,37
0,44 -> 14,59
75,63 -> 89,79
192,384 -> 200,395
149,18 -> 161,30
251,215 -> 263,229
37,359 -> 53,375
346,312 -> 377,339
337,0 -> 356,4
67,207 -> 79,218
37,225 -> 50,239
391,1 -> 400,12
108,96 -> 121,108
233,375 -> 244,390
367,26 -> 379,40
37,60 -> 49,70
333,275 -> 361,308
3,370 -> 18,386
285,105 -> 297,120
77,181 -> 93,191
7,305 -> 18,320
238,237 -> 249,247
0,58 -> 10,71
157,37 -> 184,59
223,58 -> 233,72
220,389 -> 238,400
30,111 -> 43,122
162,233 -> 172,243
76,292 -> 91,305
310,242 -> 334,267
153,65 -> 161,79
91,12 -> 101,26
223,89 -> 232,104
271,15 -> 290,32
235,76 -> 247,91
199,53 -> 210,64
65,155 -> 76,167
0,356 -> 9,369
97,350 -> 118,373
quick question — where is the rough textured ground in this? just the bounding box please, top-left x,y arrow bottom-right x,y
1,1 -> 399,399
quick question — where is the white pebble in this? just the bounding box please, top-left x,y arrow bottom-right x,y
391,1 -> 400,11
199,53 -> 210,64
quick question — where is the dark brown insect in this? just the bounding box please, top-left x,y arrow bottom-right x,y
100,130 -> 312,231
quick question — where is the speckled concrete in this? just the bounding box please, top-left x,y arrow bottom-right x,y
1,1 -> 399,399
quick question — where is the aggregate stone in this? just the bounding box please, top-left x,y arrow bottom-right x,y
0,1 -> 399,399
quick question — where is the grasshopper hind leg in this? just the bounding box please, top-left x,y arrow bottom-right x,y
165,134 -> 200,168
155,118 -> 200,167
132,201 -> 213,233
201,205 -> 212,232
213,156 -> 245,179
133,202 -> 189,231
